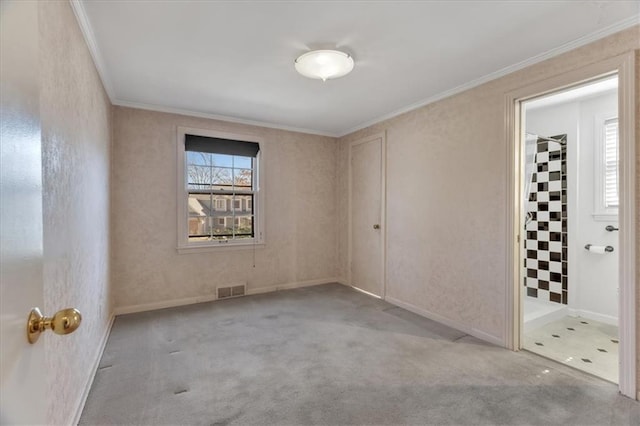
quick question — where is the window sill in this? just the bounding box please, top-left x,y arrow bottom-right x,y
177,242 -> 265,254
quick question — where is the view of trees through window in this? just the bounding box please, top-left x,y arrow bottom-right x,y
186,152 -> 254,241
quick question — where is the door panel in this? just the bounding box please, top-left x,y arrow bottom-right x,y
350,137 -> 383,297
0,1 -> 46,423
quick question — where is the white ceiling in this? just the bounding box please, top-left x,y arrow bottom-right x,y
76,1 -> 639,137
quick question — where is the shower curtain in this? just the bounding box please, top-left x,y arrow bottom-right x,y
523,133 -> 538,225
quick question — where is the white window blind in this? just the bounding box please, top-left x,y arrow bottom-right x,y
604,118 -> 618,209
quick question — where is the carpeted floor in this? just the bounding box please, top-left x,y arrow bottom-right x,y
80,283 -> 639,425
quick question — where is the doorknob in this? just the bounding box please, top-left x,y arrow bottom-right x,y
27,307 -> 82,344
373,224 -> 380,229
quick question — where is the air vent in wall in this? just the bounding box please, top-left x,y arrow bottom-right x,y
217,284 -> 246,299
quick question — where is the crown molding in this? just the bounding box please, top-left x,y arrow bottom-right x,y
69,0 -> 116,101
337,14 -> 640,137
113,99 -> 339,138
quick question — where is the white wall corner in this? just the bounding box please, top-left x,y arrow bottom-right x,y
69,0 -> 116,101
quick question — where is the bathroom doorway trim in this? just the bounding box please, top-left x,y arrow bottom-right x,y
505,52 -> 636,399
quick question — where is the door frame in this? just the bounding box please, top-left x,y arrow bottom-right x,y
347,132 -> 387,299
505,52 -> 636,399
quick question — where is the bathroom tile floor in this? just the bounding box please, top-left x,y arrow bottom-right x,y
524,316 -> 618,383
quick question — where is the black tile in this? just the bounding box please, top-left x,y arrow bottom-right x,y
562,262 -> 567,275
527,287 -> 538,297
550,212 -> 561,221
549,151 -> 561,160
527,231 -> 537,240
549,171 -> 561,181
538,260 -> 549,271
538,241 -> 549,250
549,191 -> 561,201
527,269 -> 538,278
538,182 -> 548,192
562,234 -> 568,244
550,252 -> 561,262
562,277 -> 567,290
562,290 -> 568,304
538,142 -> 548,151
537,163 -> 548,173
529,192 -> 537,202
550,292 -> 561,303
537,221 -> 548,231
527,250 -> 537,259
538,280 -> 549,290
550,232 -> 561,242
538,202 -> 548,211
550,272 -> 561,282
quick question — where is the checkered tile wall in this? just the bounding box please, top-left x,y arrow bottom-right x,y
524,136 -> 568,305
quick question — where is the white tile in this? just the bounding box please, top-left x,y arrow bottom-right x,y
549,180 -> 561,191
537,289 -> 550,300
537,152 -> 549,163
550,281 -> 562,293
527,259 -> 538,269
526,239 -> 537,250
537,192 -> 549,202
537,231 -> 549,241
537,211 -> 549,221
538,270 -> 550,281
537,171 -> 549,182
538,250 -> 550,261
549,261 -> 562,273
548,201 -> 562,211
549,241 -> 562,252
548,160 -> 561,171
549,221 -> 562,232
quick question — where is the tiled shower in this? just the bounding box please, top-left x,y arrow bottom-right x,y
524,135 -> 567,304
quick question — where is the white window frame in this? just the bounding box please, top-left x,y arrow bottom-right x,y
593,112 -> 618,221
177,126 -> 265,253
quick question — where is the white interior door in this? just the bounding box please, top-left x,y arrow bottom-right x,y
0,1 -> 47,423
349,134 -> 385,297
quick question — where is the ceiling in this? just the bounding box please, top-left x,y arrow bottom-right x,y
525,75 -> 618,110
76,1 -> 639,137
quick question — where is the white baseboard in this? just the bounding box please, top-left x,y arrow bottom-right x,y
114,293 -> 219,316
567,308 -> 618,326
384,296 -> 504,347
113,278 -> 338,315
71,313 -> 115,426
246,277 -> 339,296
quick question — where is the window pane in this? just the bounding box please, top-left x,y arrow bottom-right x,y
211,167 -> 233,187
212,153 -> 233,167
188,193 -> 211,217
232,195 -> 252,213
233,168 -> 252,188
234,156 -> 252,169
234,215 -> 253,237
212,195 -> 231,211
188,216 -> 208,239
187,151 -> 212,166
187,165 -> 213,189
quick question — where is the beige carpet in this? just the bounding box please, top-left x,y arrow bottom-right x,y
80,283 -> 639,425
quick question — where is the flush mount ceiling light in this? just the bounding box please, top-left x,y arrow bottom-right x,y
294,49 -> 354,81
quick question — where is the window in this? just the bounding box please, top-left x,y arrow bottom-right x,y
177,127 -> 264,251
593,115 -> 618,220
603,118 -> 618,209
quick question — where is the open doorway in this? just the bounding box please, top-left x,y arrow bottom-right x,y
520,75 -> 619,383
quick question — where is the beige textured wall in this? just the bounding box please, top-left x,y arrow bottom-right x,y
111,107 -> 337,308
337,26 -> 639,357
39,1 -> 113,424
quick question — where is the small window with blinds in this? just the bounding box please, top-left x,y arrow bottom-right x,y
603,118 -> 618,209
177,128 -> 264,251
593,115 -> 618,220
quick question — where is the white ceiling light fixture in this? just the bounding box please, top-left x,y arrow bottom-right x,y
295,49 -> 354,81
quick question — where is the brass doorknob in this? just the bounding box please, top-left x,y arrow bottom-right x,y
27,307 -> 82,344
